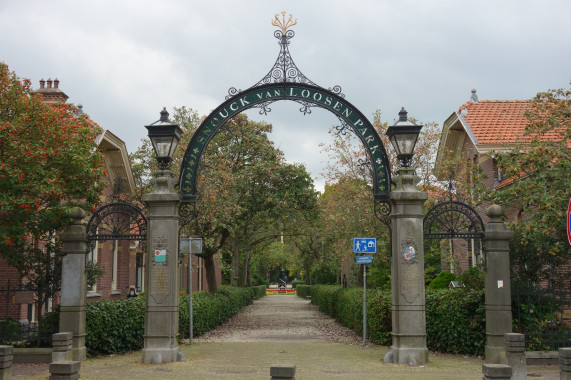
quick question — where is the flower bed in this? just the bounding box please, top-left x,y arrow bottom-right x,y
266,288 -> 296,294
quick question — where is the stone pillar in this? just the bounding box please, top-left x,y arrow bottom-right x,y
482,364 -> 512,380
484,205 -> 513,364
504,333 -> 526,380
0,345 -> 14,380
52,332 -> 73,362
59,208 -> 88,361
270,364 -> 296,379
560,347 -> 571,380
383,167 -> 428,366
141,170 -> 183,364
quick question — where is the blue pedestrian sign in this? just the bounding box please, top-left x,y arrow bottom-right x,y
353,237 -> 376,253
356,255 -> 373,265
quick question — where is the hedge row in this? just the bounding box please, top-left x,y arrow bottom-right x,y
300,285 -> 485,355
179,285 -> 264,339
82,285 -> 264,356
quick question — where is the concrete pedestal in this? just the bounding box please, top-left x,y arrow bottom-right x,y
0,345 -> 13,380
383,167 -> 428,366
484,205 -> 513,364
504,333 -> 526,380
141,171 -> 183,364
59,208 -> 88,362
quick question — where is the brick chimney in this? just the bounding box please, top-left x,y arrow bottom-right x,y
35,77 -> 69,104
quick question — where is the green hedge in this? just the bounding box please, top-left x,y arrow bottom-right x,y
296,285 -> 311,298
178,285 -> 256,340
48,285 -> 261,356
85,297 -> 145,356
249,284 -> 267,299
301,285 -> 485,355
426,289 -> 486,355
291,280 -> 305,289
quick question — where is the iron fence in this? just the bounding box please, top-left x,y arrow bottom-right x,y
0,280 -> 58,347
512,283 -> 571,350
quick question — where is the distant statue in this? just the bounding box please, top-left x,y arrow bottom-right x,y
278,270 -> 288,288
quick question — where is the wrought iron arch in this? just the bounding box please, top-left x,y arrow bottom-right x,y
179,23 -> 392,206
423,200 -> 485,241
86,179 -> 147,251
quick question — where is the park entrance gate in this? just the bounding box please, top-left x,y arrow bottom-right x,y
171,12 -> 429,367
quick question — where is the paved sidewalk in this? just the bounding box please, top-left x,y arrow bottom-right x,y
13,294 -> 561,379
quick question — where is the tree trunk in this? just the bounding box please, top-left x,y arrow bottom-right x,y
203,255 -> 218,293
240,252 -> 250,287
230,238 -> 240,287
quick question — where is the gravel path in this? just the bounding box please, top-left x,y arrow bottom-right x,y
194,294 -> 362,344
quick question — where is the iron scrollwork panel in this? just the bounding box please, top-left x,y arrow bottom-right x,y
374,201 -> 392,261
86,201 -> 147,252
423,201 -> 485,240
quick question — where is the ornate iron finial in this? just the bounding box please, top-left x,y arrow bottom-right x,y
272,10 -> 297,33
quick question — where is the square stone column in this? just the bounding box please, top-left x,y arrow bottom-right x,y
484,205 -> 513,364
384,167 -> 428,366
59,208 -> 88,361
141,171 -> 183,364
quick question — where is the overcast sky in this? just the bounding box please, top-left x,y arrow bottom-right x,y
1,0 -> 570,191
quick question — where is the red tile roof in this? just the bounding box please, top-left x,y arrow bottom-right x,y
459,100 -> 531,144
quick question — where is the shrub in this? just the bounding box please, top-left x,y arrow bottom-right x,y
425,289 -> 486,355
458,267 -> 485,290
291,279 -> 305,289
179,285 -> 255,340
296,285 -> 311,299
310,263 -> 337,284
307,285 -> 486,355
0,318 -> 22,345
366,289 -> 392,345
85,297 -> 145,356
250,285 -> 267,299
428,271 -> 456,289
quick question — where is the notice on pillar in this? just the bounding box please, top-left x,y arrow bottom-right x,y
154,249 -> 167,263
498,280 -> 504,289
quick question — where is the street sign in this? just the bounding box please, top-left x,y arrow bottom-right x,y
567,198 -> 571,245
353,237 -> 376,253
356,255 -> 373,265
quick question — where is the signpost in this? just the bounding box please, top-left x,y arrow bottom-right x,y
354,237 -> 376,346
180,238 -> 202,344
353,237 -> 377,253
356,255 -> 373,264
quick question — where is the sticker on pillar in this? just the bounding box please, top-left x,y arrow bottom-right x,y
498,280 -> 504,289
403,245 -> 416,262
154,249 -> 167,263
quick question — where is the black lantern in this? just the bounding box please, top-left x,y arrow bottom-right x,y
145,108 -> 182,170
386,107 -> 423,168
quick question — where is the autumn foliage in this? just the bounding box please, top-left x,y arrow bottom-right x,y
0,63 -> 105,294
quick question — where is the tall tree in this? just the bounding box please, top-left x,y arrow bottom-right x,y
491,85 -> 571,285
316,109 -> 441,285
132,109 -> 318,291
0,63 -> 105,318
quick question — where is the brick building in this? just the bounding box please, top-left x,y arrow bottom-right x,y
0,79 -> 222,325
434,89 -> 570,278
